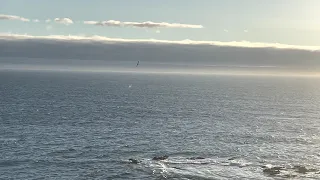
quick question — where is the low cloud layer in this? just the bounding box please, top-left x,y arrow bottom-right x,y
84,20 -> 203,29
1,33 -> 318,51
0,14 -> 30,22
0,33 -> 320,72
54,18 -> 73,25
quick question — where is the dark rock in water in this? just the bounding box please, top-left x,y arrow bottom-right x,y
262,166 -> 284,176
129,158 -> 141,164
188,157 -> 205,160
228,157 -> 237,160
295,166 -> 308,174
310,168 -> 319,172
152,155 -> 168,161
293,165 -> 318,174
270,166 -> 284,171
263,168 -> 281,176
283,174 -> 297,178
262,165 -> 318,177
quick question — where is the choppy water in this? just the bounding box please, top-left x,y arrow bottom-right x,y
1,70 -> 320,179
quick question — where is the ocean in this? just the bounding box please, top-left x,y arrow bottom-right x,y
1,70 -> 320,179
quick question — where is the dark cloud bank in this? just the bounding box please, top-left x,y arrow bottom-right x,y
1,34 -> 320,74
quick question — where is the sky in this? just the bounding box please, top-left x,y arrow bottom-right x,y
1,0 -> 320,76
1,0 -> 320,46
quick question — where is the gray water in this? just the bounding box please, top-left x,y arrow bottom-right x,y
1,70 -> 320,179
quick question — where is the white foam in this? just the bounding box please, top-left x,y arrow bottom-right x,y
142,157 -> 268,179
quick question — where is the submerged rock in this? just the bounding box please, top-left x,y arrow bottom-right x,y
262,166 -> 284,176
283,174 -> 297,178
152,155 -> 168,161
295,166 -> 308,174
129,158 -> 141,164
188,157 -> 205,160
293,165 -> 318,174
262,164 -> 319,177
228,157 -> 237,161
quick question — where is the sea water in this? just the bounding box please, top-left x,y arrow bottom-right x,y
1,70 -> 320,179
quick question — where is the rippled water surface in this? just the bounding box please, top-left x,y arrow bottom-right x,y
1,71 -> 320,179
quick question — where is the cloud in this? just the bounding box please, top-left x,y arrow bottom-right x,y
1,33 -> 320,73
156,30 -> 161,33
84,20 -> 203,29
244,30 -> 249,33
0,14 -> 30,22
0,33 -> 318,51
224,29 -> 229,33
84,20 -> 121,27
33,19 -> 39,23
124,21 -> 203,29
54,18 -> 73,25
45,19 -> 51,23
